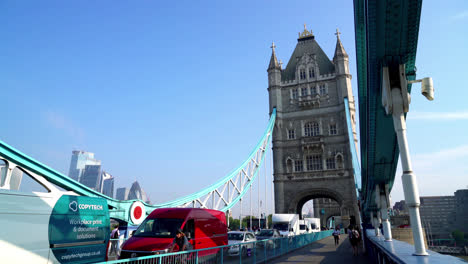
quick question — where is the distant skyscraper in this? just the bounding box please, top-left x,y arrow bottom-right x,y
454,189 -> 468,234
116,187 -> 129,200
80,164 -> 102,191
68,151 -> 101,181
128,181 -> 151,204
101,171 -> 114,198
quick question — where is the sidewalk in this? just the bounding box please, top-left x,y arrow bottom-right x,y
268,236 -> 371,264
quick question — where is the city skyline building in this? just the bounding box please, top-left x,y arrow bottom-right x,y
116,187 -> 129,201
68,150 -> 101,182
453,189 -> 468,234
393,189 -> 468,241
128,181 -> 150,204
79,164 -> 102,191
101,171 -> 114,198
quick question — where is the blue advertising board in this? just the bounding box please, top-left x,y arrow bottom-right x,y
48,195 -> 110,263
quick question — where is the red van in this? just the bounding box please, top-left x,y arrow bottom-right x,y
119,208 -> 227,259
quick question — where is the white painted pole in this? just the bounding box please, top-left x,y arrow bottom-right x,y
271,148 -> 275,217
250,185 -> 253,231
240,198 -> 242,230
391,88 -> 428,255
265,148 -> 268,229
258,161 -> 261,229
380,194 -> 392,241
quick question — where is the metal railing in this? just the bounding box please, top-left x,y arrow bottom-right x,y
363,228 -> 467,264
100,230 -> 333,264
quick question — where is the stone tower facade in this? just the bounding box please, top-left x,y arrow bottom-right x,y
268,26 -> 360,227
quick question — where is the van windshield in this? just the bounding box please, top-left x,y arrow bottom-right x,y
273,223 -> 289,231
300,224 -> 307,230
133,218 -> 184,238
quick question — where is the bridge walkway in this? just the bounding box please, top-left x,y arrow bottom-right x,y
269,236 -> 371,264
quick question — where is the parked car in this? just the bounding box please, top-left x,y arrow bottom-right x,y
227,231 -> 257,257
120,208 -> 227,259
255,229 -> 281,249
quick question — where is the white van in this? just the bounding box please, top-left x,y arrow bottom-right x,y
298,219 -> 310,234
304,218 -> 321,232
272,214 -> 300,237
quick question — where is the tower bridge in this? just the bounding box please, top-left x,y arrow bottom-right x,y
0,0 -> 466,263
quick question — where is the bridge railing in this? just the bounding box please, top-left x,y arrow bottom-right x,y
363,229 -> 466,264
101,230 -> 333,264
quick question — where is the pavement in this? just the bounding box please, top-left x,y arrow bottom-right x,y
268,236 -> 371,264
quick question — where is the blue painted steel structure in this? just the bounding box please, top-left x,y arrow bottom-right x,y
0,109 -> 276,225
353,0 -> 422,220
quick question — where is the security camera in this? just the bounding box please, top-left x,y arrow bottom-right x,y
421,77 -> 434,101
408,77 -> 434,101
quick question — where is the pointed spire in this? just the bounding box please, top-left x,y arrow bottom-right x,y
334,28 -> 348,59
268,42 -> 281,70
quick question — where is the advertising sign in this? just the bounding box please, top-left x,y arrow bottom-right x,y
48,195 -> 110,263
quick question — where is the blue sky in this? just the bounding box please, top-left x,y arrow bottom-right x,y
1,0 -> 467,217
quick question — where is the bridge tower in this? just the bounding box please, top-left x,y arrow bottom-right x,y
268,26 -> 360,228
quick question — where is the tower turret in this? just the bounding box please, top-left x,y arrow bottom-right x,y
267,42 -> 282,113
333,28 -> 349,75
333,29 -> 358,148
333,29 -> 353,101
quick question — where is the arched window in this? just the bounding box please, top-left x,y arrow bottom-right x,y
299,69 -> 306,80
286,158 -> 293,173
304,123 -> 312,137
304,122 -> 320,137
336,154 -> 344,169
329,124 -> 337,135
312,122 -> 319,136
310,85 -> 317,96
309,68 -> 315,78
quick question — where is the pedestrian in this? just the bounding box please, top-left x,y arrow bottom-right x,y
332,227 -> 340,246
169,229 -> 192,252
109,224 -> 120,256
348,225 -> 359,256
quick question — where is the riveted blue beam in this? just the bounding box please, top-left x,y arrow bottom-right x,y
353,0 -> 422,220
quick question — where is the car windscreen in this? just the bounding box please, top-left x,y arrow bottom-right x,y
133,218 -> 184,238
228,233 -> 244,241
258,230 -> 273,236
273,223 -> 289,231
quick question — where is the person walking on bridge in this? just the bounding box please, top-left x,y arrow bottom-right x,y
109,224 -> 120,256
332,227 -> 341,246
348,225 -> 360,256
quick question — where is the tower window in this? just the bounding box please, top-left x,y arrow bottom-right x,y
326,158 -> 336,169
292,89 -> 298,99
288,129 -> 295,139
294,160 -> 303,172
309,68 -> 315,78
311,86 -> 317,96
306,155 -> 323,171
304,122 -> 319,137
300,69 -> 306,80
320,84 -> 327,95
329,124 -> 337,135
301,87 -> 307,97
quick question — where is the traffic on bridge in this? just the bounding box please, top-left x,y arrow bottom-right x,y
1,0 -> 467,263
